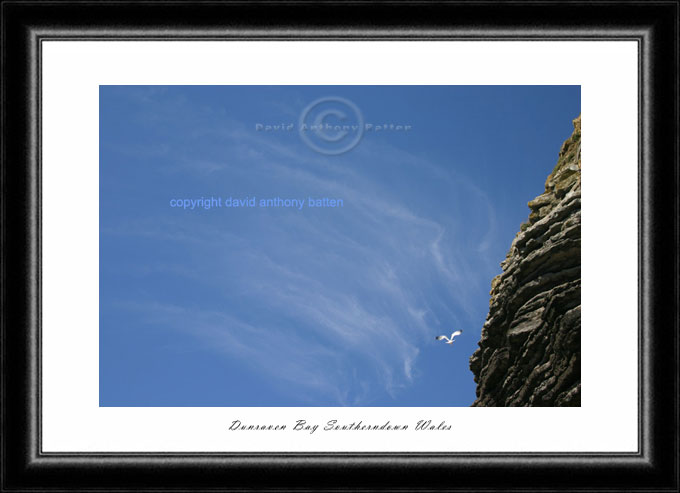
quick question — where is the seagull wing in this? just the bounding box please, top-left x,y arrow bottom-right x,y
435,335 -> 447,341
451,330 -> 463,338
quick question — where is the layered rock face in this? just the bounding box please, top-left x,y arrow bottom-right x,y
470,116 -> 581,407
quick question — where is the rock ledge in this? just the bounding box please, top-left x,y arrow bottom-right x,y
470,116 -> 581,407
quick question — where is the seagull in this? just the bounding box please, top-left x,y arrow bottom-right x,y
435,330 -> 463,345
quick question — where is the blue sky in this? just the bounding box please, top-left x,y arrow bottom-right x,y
99,85 -> 580,406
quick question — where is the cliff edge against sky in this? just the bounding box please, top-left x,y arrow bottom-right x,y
470,116 -> 581,407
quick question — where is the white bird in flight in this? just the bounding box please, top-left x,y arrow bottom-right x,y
435,330 -> 463,345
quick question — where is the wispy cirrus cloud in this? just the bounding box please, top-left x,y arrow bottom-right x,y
101,86 -> 500,405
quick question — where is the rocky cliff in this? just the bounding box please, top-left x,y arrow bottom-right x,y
469,116 -> 581,407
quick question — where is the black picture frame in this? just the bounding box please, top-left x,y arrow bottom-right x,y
1,1 -> 678,490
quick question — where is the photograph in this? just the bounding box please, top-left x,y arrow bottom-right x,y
98,85 -> 581,408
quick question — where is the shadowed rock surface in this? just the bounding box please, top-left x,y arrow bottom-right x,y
470,116 -> 581,407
